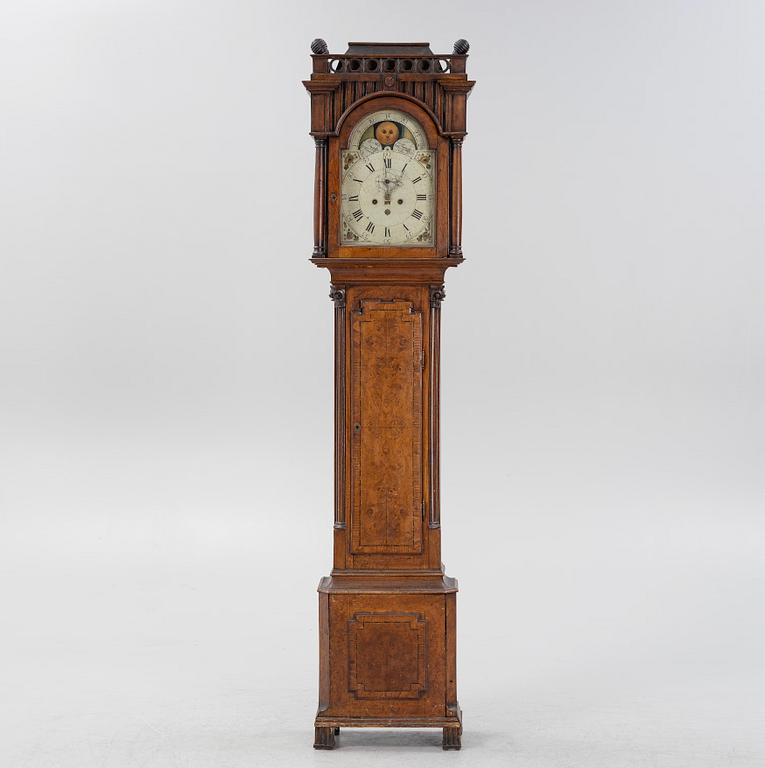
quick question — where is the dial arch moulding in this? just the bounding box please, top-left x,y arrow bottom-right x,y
334,91 -> 445,139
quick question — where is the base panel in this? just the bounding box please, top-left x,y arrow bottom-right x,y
315,576 -> 460,749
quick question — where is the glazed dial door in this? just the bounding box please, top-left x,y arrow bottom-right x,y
341,109 -> 435,247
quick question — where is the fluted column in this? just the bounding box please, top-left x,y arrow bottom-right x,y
313,138 -> 327,257
449,137 -> 463,257
429,285 -> 445,528
330,286 -> 346,528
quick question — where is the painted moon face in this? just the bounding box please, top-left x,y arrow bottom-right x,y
393,138 -> 416,157
360,138 -> 382,157
375,121 -> 400,146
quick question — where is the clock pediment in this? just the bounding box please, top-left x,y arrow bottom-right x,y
345,42 -> 434,56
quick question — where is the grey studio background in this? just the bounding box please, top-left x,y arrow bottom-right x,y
1,1 -> 764,767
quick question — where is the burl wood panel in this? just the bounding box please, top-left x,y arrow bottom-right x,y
348,611 -> 427,699
326,593 -> 446,718
350,299 -> 423,555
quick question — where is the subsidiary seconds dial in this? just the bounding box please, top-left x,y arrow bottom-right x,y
341,148 -> 434,246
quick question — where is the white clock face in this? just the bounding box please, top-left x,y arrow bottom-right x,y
341,109 -> 435,247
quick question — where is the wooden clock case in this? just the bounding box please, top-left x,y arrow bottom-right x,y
304,40 -> 474,751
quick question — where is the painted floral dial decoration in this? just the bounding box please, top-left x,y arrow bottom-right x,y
341,109 -> 435,246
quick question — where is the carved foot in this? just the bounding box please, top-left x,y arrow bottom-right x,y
314,726 -> 336,749
442,726 -> 461,750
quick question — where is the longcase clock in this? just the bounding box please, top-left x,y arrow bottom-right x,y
304,39 -> 474,751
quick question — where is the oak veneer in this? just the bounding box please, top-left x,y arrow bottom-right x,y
305,40 -> 474,751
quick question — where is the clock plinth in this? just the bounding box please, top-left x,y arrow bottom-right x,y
305,41 -> 474,750
314,575 -> 462,749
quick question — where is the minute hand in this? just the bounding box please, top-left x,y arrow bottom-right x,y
387,172 -> 405,192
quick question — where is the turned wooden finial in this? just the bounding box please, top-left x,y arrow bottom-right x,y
453,39 -> 470,55
311,38 -> 329,55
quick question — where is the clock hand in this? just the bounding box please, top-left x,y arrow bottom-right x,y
381,168 -> 394,203
387,173 -> 404,193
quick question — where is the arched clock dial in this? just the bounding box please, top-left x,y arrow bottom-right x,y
341,110 -> 435,246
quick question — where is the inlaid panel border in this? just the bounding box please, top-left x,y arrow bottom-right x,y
347,611 -> 428,699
